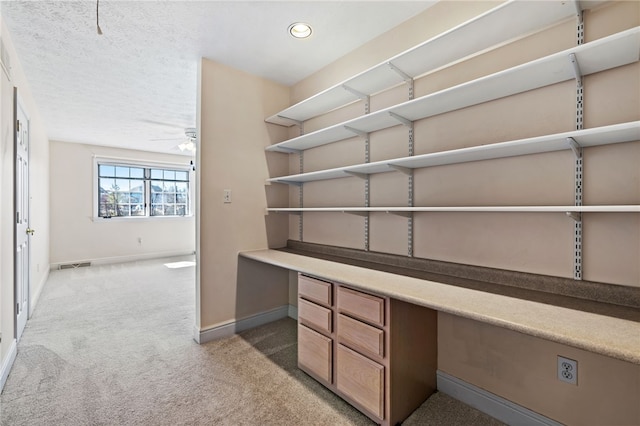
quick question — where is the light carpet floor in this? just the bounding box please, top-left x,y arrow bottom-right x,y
0,256 -> 503,425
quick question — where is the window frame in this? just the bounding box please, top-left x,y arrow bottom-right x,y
93,156 -> 193,221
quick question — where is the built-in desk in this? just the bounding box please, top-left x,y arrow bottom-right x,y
240,248 -> 640,365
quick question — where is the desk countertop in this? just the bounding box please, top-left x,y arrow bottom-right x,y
240,248 -> 640,365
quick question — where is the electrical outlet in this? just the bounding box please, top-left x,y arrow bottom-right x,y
558,356 -> 578,385
223,189 -> 232,203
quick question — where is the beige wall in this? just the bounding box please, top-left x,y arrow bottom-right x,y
275,1 -> 640,423
49,140 -> 195,266
287,1 -> 640,287
439,313 -> 640,425
0,16 -> 50,363
196,58 -> 290,331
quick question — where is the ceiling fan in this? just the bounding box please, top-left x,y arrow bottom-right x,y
177,128 -> 197,152
148,126 -> 197,153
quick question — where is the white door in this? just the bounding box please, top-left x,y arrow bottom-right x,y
15,91 -> 30,341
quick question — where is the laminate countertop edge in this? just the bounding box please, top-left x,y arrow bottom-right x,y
239,249 -> 640,365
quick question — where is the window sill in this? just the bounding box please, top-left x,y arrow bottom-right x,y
91,215 -> 194,223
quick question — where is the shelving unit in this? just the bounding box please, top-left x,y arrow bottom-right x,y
267,122 -> 640,184
264,0 -> 640,281
267,206 -> 640,214
266,28 -> 639,153
266,0 -> 605,127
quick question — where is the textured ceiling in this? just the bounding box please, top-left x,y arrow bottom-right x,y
0,1 -> 434,155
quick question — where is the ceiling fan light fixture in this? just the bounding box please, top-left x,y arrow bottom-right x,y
178,140 -> 196,152
288,22 -> 312,39
185,128 -> 196,139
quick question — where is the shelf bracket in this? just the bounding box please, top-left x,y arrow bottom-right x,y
275,147 -> 300,154
276,114 -> 304,129
270,210 -> 302,215
566,137 -> 582,159
344,171 -> 368,180
344,125 -> 369,138
388,164 -> 412,175
572,0 -> 582,20
342,84 -> 369,101
569,53 -> 583,89
387,211 -> 412,218
389,111 -> 413,128
387,61 -> 412,82
566,211 -> 582,221
275,180 -> 303,187
343,211 -> 369,217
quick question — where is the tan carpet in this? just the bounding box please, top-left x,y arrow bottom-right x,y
0,256 -> 503,425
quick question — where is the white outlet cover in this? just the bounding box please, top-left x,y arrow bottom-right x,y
558,356 -> 578,385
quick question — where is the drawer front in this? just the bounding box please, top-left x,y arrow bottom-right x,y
336,344 -> 384,419
337,287 -> 385,327
298,324 -> 332,384
299,298 -> 332,334
337,314 -> 384,359
299,274 -> 332,307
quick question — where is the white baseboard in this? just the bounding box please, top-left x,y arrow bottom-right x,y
0,338 -> 17,393
288,305 -> 298,320
30,265 -> 50,317
50,250 -> 195,270
437,370 -> 563,426
194,305 -> 290,344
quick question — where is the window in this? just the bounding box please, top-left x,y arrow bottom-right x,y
97,161 -> 190,218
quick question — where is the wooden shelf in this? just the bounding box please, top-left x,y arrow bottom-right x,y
267,122 -> 640,184
266,28 -> 640,153
265,0 -> 604,127
268,206 -> 640,214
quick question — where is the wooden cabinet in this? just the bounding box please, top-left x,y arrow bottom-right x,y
336,344 -> 385,419
298,324 -> 332,384
297,273 -> 437,425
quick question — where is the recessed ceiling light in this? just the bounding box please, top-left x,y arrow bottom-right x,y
288,22 -> 312,39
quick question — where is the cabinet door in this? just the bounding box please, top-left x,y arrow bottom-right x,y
298,324 -> 332,383
336,344 -> 384,419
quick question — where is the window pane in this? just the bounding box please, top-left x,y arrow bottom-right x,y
151,180 -> 163,192
164,182 -> 176,193
131,205 -> 144,216
176,193 -> 187,203
176,205 -> 186,216
164,170 -> 176,180
175,171 -> 188,181
115,166 -> 130,178
164,205 -> 175,215
130,167 -> 144,178
117,204 -> 130,216
100,178 -> 115,192
119,193 -> 130,203
150,169 -> 163,179
151,204 -> 164,216
130,182 -> 144,193
165,193 -> 176,203
176,182 -> 188,192
99,165 -> 115,177
130,192 -> 143,204
115,179 -> 130,191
